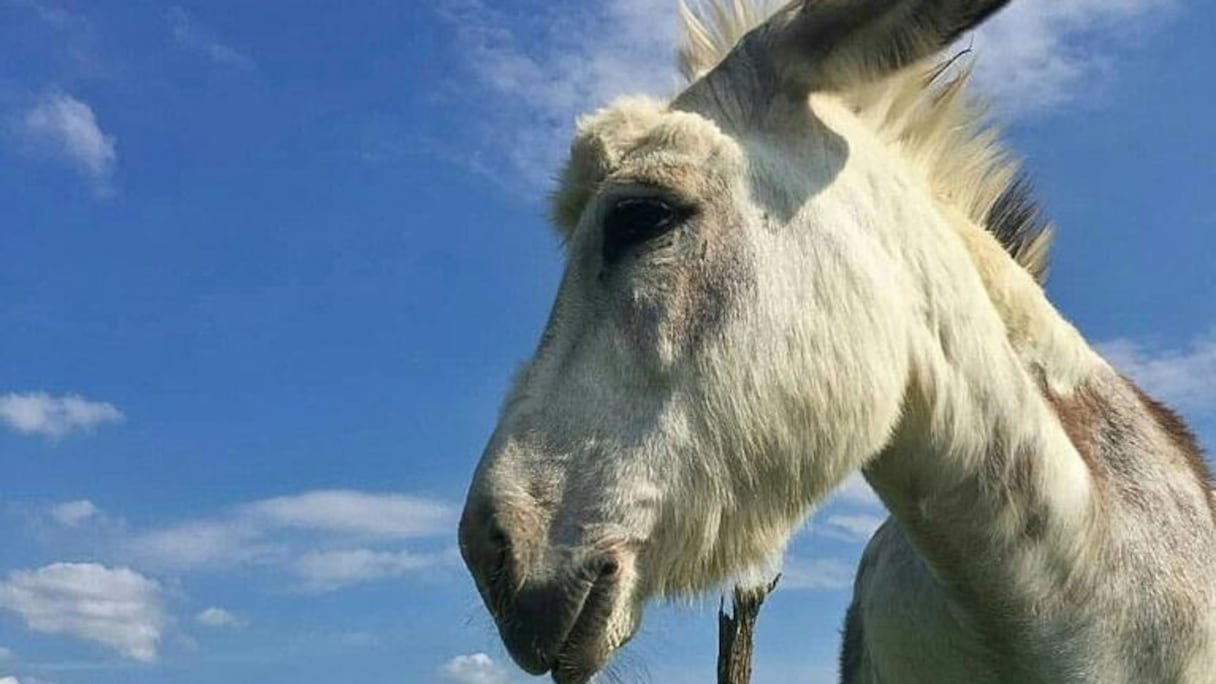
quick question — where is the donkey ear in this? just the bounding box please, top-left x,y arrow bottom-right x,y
676,0 -> 1010,120
765,0 -> 1012,92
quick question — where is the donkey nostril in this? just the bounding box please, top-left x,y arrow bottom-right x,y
487,524 -> 509,550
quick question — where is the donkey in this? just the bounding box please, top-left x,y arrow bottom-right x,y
458,1 -> 1216,682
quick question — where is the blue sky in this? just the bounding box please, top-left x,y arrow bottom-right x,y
0,1 -> 1213,683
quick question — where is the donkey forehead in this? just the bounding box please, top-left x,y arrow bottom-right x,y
551,96 -> 745,238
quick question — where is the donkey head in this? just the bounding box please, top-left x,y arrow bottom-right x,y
459,1 -> 1012,681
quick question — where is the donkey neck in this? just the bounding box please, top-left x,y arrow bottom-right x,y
859,206 -> 1216,680
865,208 -> 1106,592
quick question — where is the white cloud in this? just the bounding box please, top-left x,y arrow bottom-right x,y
971,0 -> 1176,116
0,677 -> 56,684
1099,333 -> 1216,417
0,392 -> 124,438
340,631 -> 380,648
780,557 -> 855,591
18,91 -> 117,195
2,0 -> 86,29
816,514 -> 885,543
2,0 -> 103,87
444,0 -> 1178,190
0,563 -> 165,662
48,500 -> 99,528
439,652 -> 512,684
292,548 -> 452,592
441,0 -> 681,187
243,490 -> 455,539
168,6 -> 254,69
126,518 -> 274,569
128,491 -> 455,569
815,475 -> 886,542
195,607 -> 242,628
0,671 -> 55,681
121,490 -> 458,591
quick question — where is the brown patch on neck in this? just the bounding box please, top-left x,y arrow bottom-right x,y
1126,379 -> 1214,495
1039,371 -> 1215,522
1038,379 -> 1103,482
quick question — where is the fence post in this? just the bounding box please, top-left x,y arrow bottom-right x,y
716,575 -> 780,684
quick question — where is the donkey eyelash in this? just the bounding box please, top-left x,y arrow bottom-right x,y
601,196 -> 695,265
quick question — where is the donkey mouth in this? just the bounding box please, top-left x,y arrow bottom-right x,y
495,558 -> 626,682
549,571 -> 622,684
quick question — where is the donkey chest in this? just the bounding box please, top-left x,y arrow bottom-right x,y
841,519 -> 1204,684
847,521 -> 1004,684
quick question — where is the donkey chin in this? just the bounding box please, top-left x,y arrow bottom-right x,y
459,514 -> 644,683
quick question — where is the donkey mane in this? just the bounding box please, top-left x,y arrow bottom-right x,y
679,0 -> 1053,282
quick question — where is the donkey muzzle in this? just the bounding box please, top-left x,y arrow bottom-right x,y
459,499 -> 628,679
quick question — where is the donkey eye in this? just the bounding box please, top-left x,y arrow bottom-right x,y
602,197 -> 686,264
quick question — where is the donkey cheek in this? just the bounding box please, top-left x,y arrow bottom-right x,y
616,244 -> 755,370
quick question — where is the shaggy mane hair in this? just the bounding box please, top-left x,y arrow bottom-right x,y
678,0 -> 1053,283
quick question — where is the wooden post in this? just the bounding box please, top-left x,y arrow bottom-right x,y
717,575 -> 780,684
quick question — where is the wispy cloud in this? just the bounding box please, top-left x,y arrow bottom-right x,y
33,491 -> 458,593
803,473 -> 886,543
194,607 -> 242,628
126,518 -> 272,569
244,490 -> 455,539
14,90 -> 117,194
0,563 -> 165,662
779,557 -> 855,591
440,0 -> 681,187
119,490 -> 458,591
0,392 -> 123,438
816,514 -> 885,543
2,0 -> 82,26
339,631 -> 381,648
1098,332 -> 1216,418
0,677 -> 56,684
47,501 -> 100,528
1,0 -> 99,74
16,91 -> 117,196
438,652 -> 513,684
0,646 -> 11,661
971,0 -> 1176,116
738,492 -> 881,589
168,7 -> 254,70
444,0 -> 1178,191
292,548 -> 455,593
1,0 -> 93,51
127,490 -> 455,566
